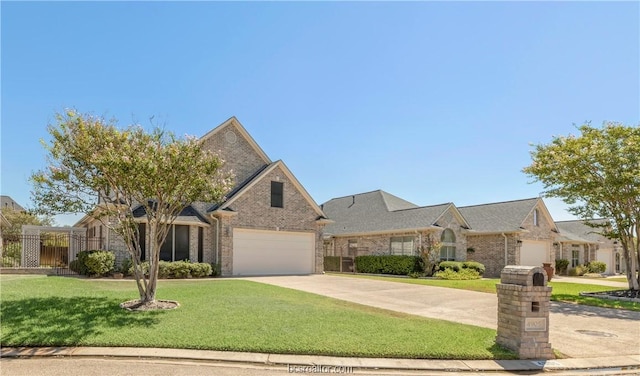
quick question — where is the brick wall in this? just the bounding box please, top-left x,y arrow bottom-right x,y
200,122 -> 268,185
467,233 -> 518,278
218,165 -> 323,276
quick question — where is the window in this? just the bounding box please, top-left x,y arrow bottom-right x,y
160,225 -> 191,261
390,236 -> 414,256
440,229 -> 456,261
271,181 -> 284,208
571,248 -> 580,268
533,209 -> 539,226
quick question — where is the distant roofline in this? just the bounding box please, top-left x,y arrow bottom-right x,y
326,189 -> 386,202
554,218 -> 610,224
458,197 -> 540,209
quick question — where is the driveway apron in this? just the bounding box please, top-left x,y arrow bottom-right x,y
244,275 -> 640,359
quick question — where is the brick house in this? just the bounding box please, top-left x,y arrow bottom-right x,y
555,219 -> 620,275
76,117 -> 330,276
459,198 -> 559,278
323,193 -> 561,278
321,190 -> 470,270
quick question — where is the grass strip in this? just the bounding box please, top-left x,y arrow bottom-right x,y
332,273 -> 639,311
0,275 -> 515,359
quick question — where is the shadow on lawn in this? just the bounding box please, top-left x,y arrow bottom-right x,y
0,296 -> 161,346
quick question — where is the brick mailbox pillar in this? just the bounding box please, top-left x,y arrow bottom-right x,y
496,265 -> 553,359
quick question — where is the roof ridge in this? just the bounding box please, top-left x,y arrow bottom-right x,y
326,189 -> 385,202
555,218 -> 609,223
458,197 -> 540,209
391,202 -> 452,213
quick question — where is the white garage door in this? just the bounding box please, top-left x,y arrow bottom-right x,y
520,240 -> 549,267
233,228 -> 315,276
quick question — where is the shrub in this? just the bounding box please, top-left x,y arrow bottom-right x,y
210,263 -> 221,277
84,251 -> 115,276
462,261 -> 485,275
171,261 -> 192,278
408,272 -> 422,278
69,259 -> 83,274
438,261 -> 462,272
435,268 -> 481,280
568,265 -> 586,276
191,262 -> 212,278
324,256 -> 340,272
355,255 -> 422,275
587,261 -> 606,274
555,259 -> 570,275
118,257 -> 133,276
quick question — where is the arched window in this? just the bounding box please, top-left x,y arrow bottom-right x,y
440,229 -> 456,261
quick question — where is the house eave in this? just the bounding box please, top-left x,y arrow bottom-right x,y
327,226 -> 440,238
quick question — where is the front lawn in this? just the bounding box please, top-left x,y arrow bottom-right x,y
334,274 -> 640,311
0,275 -> 515,359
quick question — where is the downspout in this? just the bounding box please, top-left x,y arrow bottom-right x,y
211,216 -> 220,265
501,233 -> 508,266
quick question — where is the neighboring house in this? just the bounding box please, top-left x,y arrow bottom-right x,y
0,195 -> 25,212
76,117 -> 331,276
321,190 -> 470,269
555,219 -> 619,275
459,198 -> 558,278
323,193 -> 560,278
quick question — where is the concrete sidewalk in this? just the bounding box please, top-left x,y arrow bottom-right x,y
2,347 -> 639,373
245,275 -> 640,359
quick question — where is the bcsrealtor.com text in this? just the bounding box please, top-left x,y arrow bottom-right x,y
288,364 -> 353,374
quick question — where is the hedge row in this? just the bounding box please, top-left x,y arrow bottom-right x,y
355,255 -> 422,275
129,260 -> 213,279
438,261 -> 485,275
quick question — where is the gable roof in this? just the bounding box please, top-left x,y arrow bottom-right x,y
210,160 -> 327,219
322,190 -> 459,236
1,195 -> 25,212
459,197 -> 554,233
199,116 -> 271,164
132,203 -> 211,226
555,219 -> 610,244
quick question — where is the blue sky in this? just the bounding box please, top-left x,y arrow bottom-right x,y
1,1 -> 639,226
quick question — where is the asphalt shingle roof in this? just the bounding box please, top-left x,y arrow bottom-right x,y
322,190 -> 451,236
555,219 -> 610,243
458,198 -> 539,233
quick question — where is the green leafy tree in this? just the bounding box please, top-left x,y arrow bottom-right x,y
523,122 -> 640,290
31,110 -> 233,307
0,208 -> 53,239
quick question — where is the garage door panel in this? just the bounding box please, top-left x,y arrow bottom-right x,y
233,229 -> 314,276
520,241 -> 549,267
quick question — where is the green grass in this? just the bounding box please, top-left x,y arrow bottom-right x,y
0,275 -> 515,360
333,273 -> 640,311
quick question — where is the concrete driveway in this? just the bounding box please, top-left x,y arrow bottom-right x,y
245,274 -> 640,359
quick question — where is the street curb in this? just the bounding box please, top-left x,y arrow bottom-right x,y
2,347 -> 639,373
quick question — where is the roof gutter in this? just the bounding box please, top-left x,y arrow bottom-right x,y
329,226 -> 440,238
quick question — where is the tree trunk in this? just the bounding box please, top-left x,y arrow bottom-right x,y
142,222 -> 160,304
